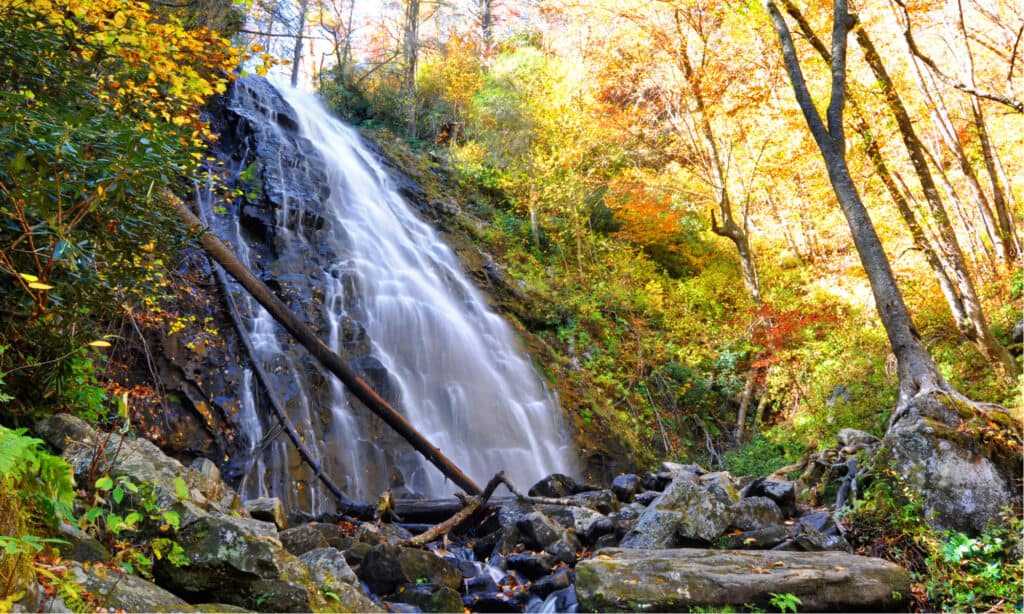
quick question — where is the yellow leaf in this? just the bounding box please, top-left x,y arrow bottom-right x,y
87,340 -> 112,348
18,272 -> 39,282
28,281 -> 54,290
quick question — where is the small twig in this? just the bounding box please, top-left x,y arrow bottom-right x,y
497,474 -> 581,507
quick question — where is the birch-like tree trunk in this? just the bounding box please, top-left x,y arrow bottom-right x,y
765,0 -> 949,407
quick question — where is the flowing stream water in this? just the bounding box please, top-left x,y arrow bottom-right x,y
212,80 -> 576,514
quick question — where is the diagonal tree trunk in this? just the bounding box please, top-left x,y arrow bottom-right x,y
764,0 -> 947,407
171,197 -> 483,496
777,0 -> 1018,382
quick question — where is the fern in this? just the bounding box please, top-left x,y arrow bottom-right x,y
0,426 -> 75,526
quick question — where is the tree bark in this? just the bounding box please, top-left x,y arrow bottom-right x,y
402,0 -> 421,138
478,0 -> 493,56
170,198 -> 483,496
290,0 -> 308,87
765,0 -> 948,407
778,0 -> 1018,381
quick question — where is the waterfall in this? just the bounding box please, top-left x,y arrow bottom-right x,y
211,78 -> 576,514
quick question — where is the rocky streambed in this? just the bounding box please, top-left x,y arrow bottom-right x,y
18,414 -> 910,613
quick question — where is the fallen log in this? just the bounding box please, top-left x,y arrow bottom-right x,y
170,197 -> 482,496
392,496 -> 516,524
196,200 -> 373,519
396,472 -> 507,547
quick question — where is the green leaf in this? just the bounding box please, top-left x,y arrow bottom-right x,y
124,511 -> 143,527
84,507 -> 104,523
106,513 -> 124,534
112,486 -> 124,504
95,476 -> 114,491
173,476 -> 189,500
162,510 -> 180,531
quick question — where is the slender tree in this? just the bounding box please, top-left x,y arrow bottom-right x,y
403,0 -> 421,137
777,0 -> 1019,382
290,0 -> 309,86
763,0 -> 950,408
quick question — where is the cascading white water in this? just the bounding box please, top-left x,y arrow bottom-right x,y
222,80 -> 576,512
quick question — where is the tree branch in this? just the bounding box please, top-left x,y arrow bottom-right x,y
893,0 -> 1023,113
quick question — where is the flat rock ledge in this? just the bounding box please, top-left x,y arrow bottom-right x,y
575,548 -> 910,612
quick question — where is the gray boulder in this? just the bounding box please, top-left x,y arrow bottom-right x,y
575,548 -> 910,612
729,496 -> 783,532
740,477 -> 797,517
611,474 -> 641,503
536,504 -> 606,536
517,511 -> 564,549
885,390 -> 1022,534
300,548 -> 382,612
152,514 -> 310,611
69,562 -> 196,612
619,477 -> 732,548
244,497 -> 288,530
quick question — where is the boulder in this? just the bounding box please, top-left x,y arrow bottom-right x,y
536,504 -> 606,536
244,497 -> 288,530
530,568 -> 572,598
699,472 -> 740,506
390,584 -> 462,613
619,478 -> 732,548
299,548 -> 381,612
528,473 -> 581,498
357,544 -> 461,595
740,477 -> 797,517
582,516 -> 617,546
729,496 -> 783,532
280,524 -> 331,556
611,474 -> 641,503
35,415 -> 234,530
516,511 -> 563,549
69,562 -> 195,612
566,490 -> 618,514
575,548 -> 910,612
152,514 -> 310,612
506,552 -> 558,581
299,547 -> 358,586
837,428 -> 880,450
55,523 -> 110,563
885,390 -> 1022,535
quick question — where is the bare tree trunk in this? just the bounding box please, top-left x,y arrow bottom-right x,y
852,28 -> 1019,381
290,0 -> 308,87
970,100 -> 1021,262
479,0 -> 493,56
735,370 -> 756,444
171,198 -> 483,496
403,0 -> 421,138
765,0 -> 948,407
